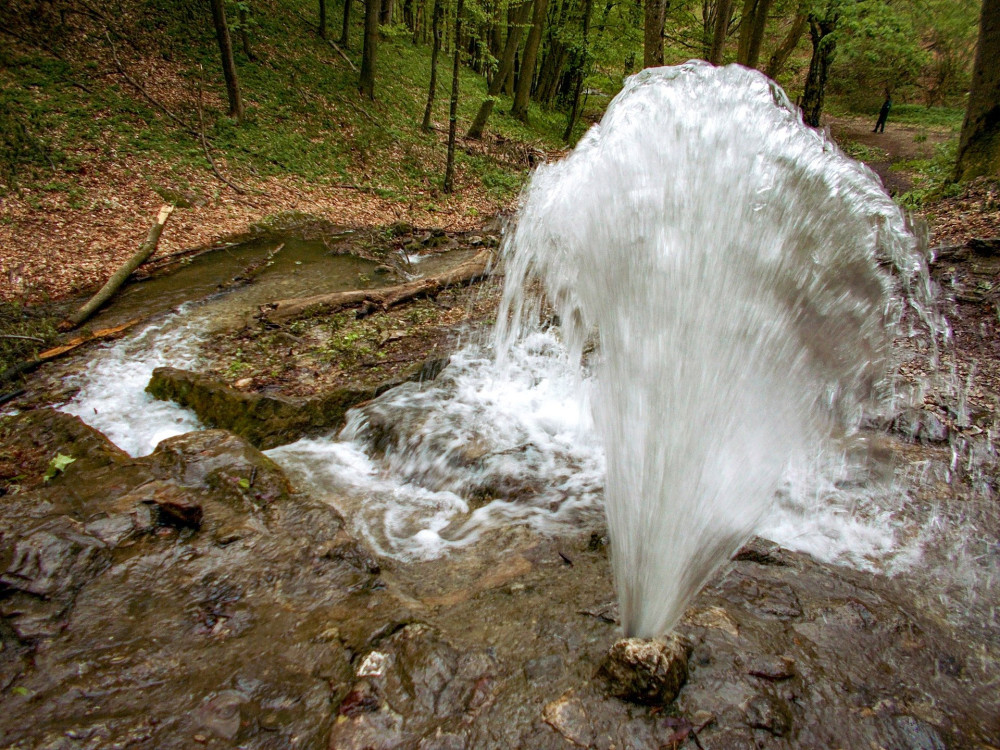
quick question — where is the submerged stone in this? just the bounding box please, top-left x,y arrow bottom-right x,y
598,634 -> 691,705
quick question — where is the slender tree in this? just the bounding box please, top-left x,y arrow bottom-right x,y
708,0 -> 733,64
512,0 -> 549,122
340,0 -> 352,47
320,0 -> 328,37
209,0 -> 244,120
360,0 -> 380,97
736,0 -> 773,69
444,0 -> 465,192
953,0 -> 1000,181
236,2 -> 257,61
800,3 -> 840,127
643,0 -> 666,67
765,9 -> 807,79
564,0 -> 594,141
422,0 -> 444,131
381,0 -> 395,24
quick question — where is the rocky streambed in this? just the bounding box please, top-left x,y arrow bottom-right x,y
1,224 -> 999,749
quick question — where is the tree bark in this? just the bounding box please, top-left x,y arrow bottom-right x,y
765,10 -> 807,79
512,0 -> 549,122
360,0 -> 379,98
209,0 -> 244,120
467,0 -> 532,138
953,0 -> 1000,181
563,0 -> 594,141
258,249 -> 494,324
340,0 -> 352,47
444,0 -> 465,192
643,0 -> 666,68
708,0 -> 733,64
422,0 -> 444,131
735,0 -> 772,69
62,206 -> 174,330
380,0 -> 394,24
320,0 -> 328,38
800,8 -> 838,128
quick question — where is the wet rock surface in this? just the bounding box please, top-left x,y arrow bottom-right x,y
147,360 -> 448,450
598,635 -> 690,705
0,410 -> 998,748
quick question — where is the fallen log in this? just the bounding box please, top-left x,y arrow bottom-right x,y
0,319 -> 140,387
257,248 -> 494,324
60,205 -> 174,331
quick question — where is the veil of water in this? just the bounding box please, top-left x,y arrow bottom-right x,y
491,62 -> 940,637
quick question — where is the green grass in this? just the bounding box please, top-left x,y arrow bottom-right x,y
888,104 -> 964,131
895,140 -> 962,209
1,0 -> 569,201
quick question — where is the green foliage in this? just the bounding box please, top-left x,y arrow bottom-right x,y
43,453 -> 76,482
832,0 -> 928,108
0,0 -> 980,205
896,139 -> 961,209
888,103 -> 964,131
840,141 -> 889,163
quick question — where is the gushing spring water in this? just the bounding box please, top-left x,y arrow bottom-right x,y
492,62 -> 939,637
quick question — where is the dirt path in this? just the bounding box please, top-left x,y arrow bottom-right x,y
826,114 -> 953,195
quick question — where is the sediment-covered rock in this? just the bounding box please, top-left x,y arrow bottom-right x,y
598,634 -> 691,705
147,359 -> 448,449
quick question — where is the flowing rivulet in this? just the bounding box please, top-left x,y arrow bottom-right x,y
493,62 -> 941,637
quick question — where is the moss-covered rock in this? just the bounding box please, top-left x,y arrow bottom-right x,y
146,359 -> 448,449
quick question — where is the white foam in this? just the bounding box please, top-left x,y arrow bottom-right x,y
60,313 -> 204,456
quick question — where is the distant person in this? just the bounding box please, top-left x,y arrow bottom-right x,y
873,95 -> 892,133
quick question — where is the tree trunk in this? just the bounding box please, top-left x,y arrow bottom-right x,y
444,0 -> 465,192
237,4 -> 257,61
320,0 -> 328,38
467,0 -> 532,138
708,0 -> 733,64
209,0 -> 244,120
403,0 -> 414,30
563,0 -> 594,142
360,0 -> 379,98
340,0 -> 352,47
63,206 -> 174,330
380,0 -> 394,24
488,0 -> 503,74
534,41 -> 565,103
643,0 -> 665,67
800,9 -> 838,128
512,0 -> 548,122
765,10 -> 807,79
422,0 -> 444,131
954,0 -> 1000,181
735,0 -> 771,69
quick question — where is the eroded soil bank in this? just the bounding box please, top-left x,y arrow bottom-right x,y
1,221 -> 999,749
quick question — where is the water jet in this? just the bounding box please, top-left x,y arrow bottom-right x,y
493,62 -> 940,637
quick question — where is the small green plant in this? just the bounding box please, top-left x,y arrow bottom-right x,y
43,453 -> 76,482
897,140 -> 961,209
840,141 -> 889,163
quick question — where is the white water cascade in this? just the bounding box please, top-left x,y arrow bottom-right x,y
491,62 -> 941,637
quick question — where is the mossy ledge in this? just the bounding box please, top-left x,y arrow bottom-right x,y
146,358 -> 447,450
